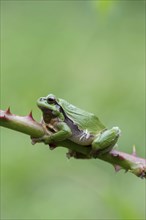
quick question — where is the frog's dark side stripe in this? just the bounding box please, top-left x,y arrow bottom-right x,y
57,103 -> 94,145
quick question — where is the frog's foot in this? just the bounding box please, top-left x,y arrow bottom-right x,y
66,150 -> 91,159
91,127 -> 121,157
31,134 -> 52,145
89,147 -> 111,158
31,136 -> 45,145
73,152 -> 91,159
31,136 -> 57,150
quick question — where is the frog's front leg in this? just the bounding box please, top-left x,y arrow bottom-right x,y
32,122 -> 72,145
91,127 -> 121,156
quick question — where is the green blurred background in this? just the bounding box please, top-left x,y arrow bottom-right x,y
1,1 -> 145,219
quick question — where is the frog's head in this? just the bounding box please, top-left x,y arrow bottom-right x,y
37,94 -> 64,119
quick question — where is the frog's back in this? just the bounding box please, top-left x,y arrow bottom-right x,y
60,99 -> 105,134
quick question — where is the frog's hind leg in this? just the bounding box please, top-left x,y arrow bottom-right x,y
91,127 -> 121,156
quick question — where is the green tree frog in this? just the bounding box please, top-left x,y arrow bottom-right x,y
32,94 -> 121,158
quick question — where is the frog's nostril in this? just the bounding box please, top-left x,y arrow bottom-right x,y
40,97 -> 43,101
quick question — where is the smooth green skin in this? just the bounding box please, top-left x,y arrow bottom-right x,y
35,94 -> 121,155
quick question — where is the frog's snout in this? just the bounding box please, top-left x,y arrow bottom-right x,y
37,97 -> 46,105
37,97 -> 46,108
112,127 -> 121,136
38,97 -> 45,102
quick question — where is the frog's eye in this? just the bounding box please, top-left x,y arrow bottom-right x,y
47,97 -> 56,104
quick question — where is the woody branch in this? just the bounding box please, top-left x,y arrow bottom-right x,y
0,109 -> 145,179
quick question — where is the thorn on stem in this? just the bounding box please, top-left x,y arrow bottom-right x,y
27,111 -> 34,121
132,145 -> 136,156
5,107 -> 11,115
113,164 -> 121,172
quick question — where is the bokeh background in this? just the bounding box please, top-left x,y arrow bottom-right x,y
1,1 -> 145,219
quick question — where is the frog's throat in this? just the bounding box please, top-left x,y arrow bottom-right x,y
42,110 -> 55,123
